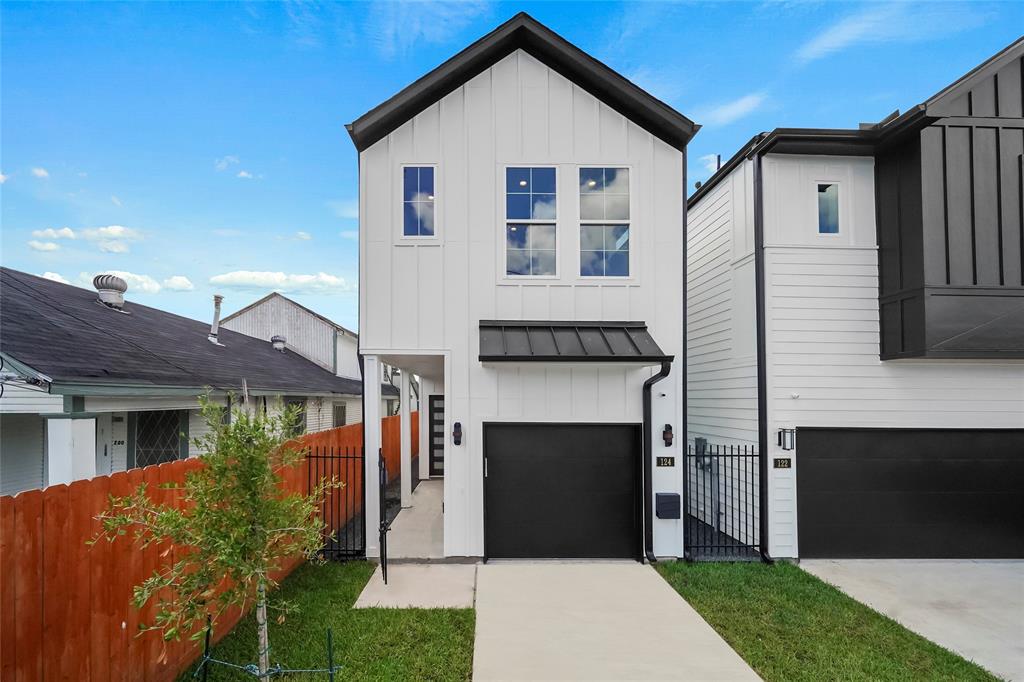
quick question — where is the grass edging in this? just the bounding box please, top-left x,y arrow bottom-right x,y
655,561 -> 998,682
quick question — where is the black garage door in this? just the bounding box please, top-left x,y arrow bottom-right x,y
797,428 -> 1024,558
484,423 -> 641,559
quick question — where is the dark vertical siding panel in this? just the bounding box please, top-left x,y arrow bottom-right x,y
972,77 -> 998,117
973,127 -> 1002,284
899,139 -> 924,287
920,127 -> 949,284
996,60 -> 1023,118
1000,128 -> 1024,285
945,127 -> 975,284
875,152 -> 903,295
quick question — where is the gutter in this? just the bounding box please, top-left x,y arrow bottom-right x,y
642,360 -> 671,563
751,150 -> 774,565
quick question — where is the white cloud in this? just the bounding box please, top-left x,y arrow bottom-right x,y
339,230 -> 359,241
79,270 -> 162,294
162,275 -> 195,291
796,3 -> 990,64
98,240 -> 130,253
327,199 -> 359,219
698,154 -> 722,178
700,93 -> 766,127
366,1 -> 490,58
209,270 -> 352,293
111,195 -> 123,207
32,227 -> 76,240
237,170 -> 254,179
40,272 -> 70,284
295,231 -> 312,240
0,173 -> 8,184
31,167 -> 49,179
82,225 -> 142,241
215,155 -> 240,171
28,240 -> 60,252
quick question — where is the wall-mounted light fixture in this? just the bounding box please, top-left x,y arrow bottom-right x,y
662,424 -> 673,447
777,428 -> 796,451
452,421 -> 462,446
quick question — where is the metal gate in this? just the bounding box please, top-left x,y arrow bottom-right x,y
683,440 -> 762,561
428,395 -> 444,476
306,445 -> 365,560
378,453 -> 391,583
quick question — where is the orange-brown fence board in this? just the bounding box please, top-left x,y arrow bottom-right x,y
0,412 -> 418,681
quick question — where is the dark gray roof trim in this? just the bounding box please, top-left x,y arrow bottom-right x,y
347,13 -> 698,153
479,320 -> 673,363
0,268 -> 380,397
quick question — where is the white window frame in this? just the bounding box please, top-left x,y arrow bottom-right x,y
814,180 -> 841,238
501,164 -> 560,280
398,163 -> 440,242
577,165 -> 635,281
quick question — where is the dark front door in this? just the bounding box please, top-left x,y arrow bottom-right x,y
428,395 -> 444,477
484,423 -> 641,559
797,428 -> 1024,558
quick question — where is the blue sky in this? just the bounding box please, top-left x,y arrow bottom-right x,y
3,1 -> 1021,329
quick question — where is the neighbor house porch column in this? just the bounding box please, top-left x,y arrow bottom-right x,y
399,369 -> 412,507
47,417 -> 97,486
363,354 -> 382,558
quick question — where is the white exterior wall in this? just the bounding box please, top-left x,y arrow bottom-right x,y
0,413 -> 47,495
0,384 -> 63,414
335,333 -> 360,378
359,50 -> 686,557
222,295 -> 340,373
761,154 -> 1024,558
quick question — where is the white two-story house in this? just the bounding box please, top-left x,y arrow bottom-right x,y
350,14 -> 697,560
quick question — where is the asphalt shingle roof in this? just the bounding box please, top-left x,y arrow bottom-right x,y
0,268 -> 379,396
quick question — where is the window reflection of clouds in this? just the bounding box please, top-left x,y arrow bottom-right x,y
579,168 -> 630,276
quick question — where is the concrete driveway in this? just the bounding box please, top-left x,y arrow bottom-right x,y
802,559 -> 1024,681
473,561 -> 759,681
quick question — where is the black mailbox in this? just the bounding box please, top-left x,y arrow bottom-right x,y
655,493 -> 681,519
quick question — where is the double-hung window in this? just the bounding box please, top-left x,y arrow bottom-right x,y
403,166 -> 435,236
579,168 -> 630,277
505,167 -> 557,276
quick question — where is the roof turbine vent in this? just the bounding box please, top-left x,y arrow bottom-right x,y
93,273 -> 128,310
270,335 -> 287,352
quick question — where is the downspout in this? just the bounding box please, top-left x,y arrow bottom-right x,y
642,360 -> 672,563
751,145 -> 774,564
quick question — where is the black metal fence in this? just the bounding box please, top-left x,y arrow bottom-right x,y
306,446 -> 365,560
683,440 -> 761,561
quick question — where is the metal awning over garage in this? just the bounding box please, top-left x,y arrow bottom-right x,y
479,321 -> 672,363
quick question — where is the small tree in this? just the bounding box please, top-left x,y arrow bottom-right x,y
95,396 -> 338,676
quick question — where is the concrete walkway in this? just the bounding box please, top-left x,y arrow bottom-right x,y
803,559 -> 1024,681
354,563 -> 476,608
389,479 -> 443,559
473,562 -> 759,681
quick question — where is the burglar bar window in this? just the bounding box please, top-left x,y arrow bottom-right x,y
580,168 -> 630,276
506,167 -> 557,276
817,183 -> 839,234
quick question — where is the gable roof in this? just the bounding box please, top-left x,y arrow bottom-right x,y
346,12 -> 698,153
0,268 -> 366,396
222,292 -> 357,338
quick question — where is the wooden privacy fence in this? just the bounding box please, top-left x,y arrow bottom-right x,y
0,412 -> 416,682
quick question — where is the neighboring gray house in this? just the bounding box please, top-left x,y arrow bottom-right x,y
0,268 -> 364,496
221,292 -> 400,422
687,38 -> 1024,560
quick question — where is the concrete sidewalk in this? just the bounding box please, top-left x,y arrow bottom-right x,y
473,562 -> 759,681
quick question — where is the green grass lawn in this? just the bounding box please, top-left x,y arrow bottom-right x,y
656,561 -> 998,682
180,561 -> 474,681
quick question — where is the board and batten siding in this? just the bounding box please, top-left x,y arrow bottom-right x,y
359,49 -> 686,557
761,153 -> 1024,558
222,295 -> 339,373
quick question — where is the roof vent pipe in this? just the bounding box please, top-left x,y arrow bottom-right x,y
270,335 -> 287,352
208,294 -> 224,345
93,274 -> 128,309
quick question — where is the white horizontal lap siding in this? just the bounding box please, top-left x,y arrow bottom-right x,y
0,413 -> 47,495
222,296 -> 336,372
762,154 -> 1024,558
360,49 -> 685,557
0,384 -> 63,414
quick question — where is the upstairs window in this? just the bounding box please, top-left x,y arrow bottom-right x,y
506,167 -> 557,276
580,168 -> 630,276
817,183 -> 839,234
403,166 -> 435,236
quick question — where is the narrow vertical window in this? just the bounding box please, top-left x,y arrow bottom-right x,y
580,168 -> 630,276
403,166 -> 435,236
817,183 -> 839,234
506,167 -> 556,276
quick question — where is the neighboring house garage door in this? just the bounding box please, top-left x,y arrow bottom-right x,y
797,428 -> 1024,558
484,423 -> 641,559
